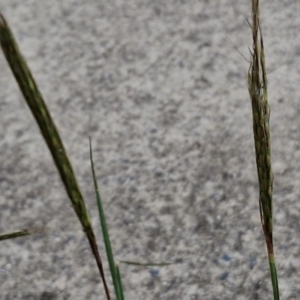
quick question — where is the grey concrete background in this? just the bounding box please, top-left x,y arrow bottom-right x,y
0,1 -> 300,299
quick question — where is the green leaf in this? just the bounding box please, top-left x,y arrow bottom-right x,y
90,137 -> 125,300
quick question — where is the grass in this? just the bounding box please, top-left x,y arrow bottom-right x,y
248,0 -> 279,299
0,227 -> 43,242
0,1 -> 281,299
0,11 -> 111,300
90,137 -> 124,300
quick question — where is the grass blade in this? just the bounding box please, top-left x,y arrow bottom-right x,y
0,12 -> 111,300
119,260 -> 173,267
248,1 -> 279,299
0,227 -> 42,241
115,264 -> 125,300
90,137 -> 124,300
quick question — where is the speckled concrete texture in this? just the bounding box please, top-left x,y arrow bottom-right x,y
0,1 -> 300,299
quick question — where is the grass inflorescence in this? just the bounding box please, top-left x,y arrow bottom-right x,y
0,12 -> 111,300
248,0 -> 279,299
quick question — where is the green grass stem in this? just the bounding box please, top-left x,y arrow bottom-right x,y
90,137 -> 124,300
115,264 -> 125,300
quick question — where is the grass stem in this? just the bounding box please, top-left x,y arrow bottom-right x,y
90,137 -> 125,300
0,227 -> 42,241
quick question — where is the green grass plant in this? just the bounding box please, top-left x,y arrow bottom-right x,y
90,137 -> 124,300
0,1 -> 283,298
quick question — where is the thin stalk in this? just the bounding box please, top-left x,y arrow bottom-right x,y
0,227 -> 42,241
118,260 -> 173,267
115,264 -> 125,300
0,12 -> 111,300
90,137 -> 125,300
248,1 -> 279,299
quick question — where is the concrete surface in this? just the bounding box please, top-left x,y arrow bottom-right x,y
0,1 -> 300,299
